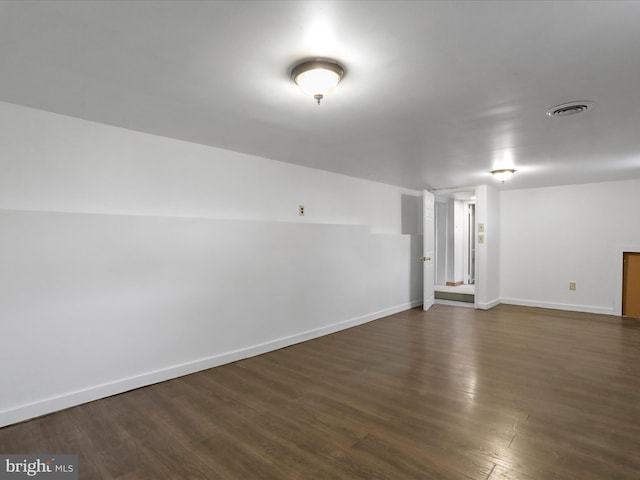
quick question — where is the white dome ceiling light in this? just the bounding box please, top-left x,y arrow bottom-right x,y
491,168 -> 516,182
291,59 -> 344,105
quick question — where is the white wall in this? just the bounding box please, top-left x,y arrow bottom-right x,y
500,179 -> 640,315
0,102 -> 423,427
475,185 -> 500,309
0,103 -> 420,234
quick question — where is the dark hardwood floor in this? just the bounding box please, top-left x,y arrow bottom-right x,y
2,304 -> 640,479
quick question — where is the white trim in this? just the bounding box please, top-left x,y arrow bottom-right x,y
501,297 -> 614,315
0,299 -> 422,428
475,298 -> 501,310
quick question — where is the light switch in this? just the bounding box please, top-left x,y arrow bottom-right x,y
478,223 -> 485,233
478,234 -> 485,244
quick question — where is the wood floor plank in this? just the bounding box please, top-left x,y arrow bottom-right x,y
1,304 -> 639,479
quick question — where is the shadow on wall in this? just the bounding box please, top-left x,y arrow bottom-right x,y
401,194 -> 422,235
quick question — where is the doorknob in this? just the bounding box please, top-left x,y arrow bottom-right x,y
419,256 -> 432,262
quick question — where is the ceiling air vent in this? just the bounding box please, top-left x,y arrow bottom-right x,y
546,101 -> 593,117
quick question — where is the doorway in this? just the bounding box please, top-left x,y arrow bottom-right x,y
433,187 -> 476,305
466,203 -> 476,285
623,252 -> 640,318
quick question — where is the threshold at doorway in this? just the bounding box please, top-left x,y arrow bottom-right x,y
435,284 -> 474,306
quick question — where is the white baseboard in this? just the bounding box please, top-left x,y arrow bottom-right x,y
475,298 -> 501,310
0,299 -> 422,428
500,298 -> 614,316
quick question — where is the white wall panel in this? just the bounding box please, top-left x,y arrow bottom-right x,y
500,179 -> 640,314
475,185 -> 500,309
0,102 -> 423,426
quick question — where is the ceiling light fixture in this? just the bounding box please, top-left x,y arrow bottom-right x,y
291,59 -> 344,105
546,101 -> 593,117
491,168 -> 516,182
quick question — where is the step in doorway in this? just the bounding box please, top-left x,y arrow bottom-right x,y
435,284 -> 474,304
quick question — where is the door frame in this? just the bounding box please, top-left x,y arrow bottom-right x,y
423,190 -> 435,311
463,200 -> 476,285
614,245 -> 640,316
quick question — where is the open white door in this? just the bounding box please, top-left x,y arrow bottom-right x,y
423,190 -> 435,311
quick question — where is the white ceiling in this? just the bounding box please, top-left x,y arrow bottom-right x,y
1,0 -> 640,191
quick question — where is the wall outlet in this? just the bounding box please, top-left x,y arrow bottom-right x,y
298,205 -> 305,216
569,281 -> 576,291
